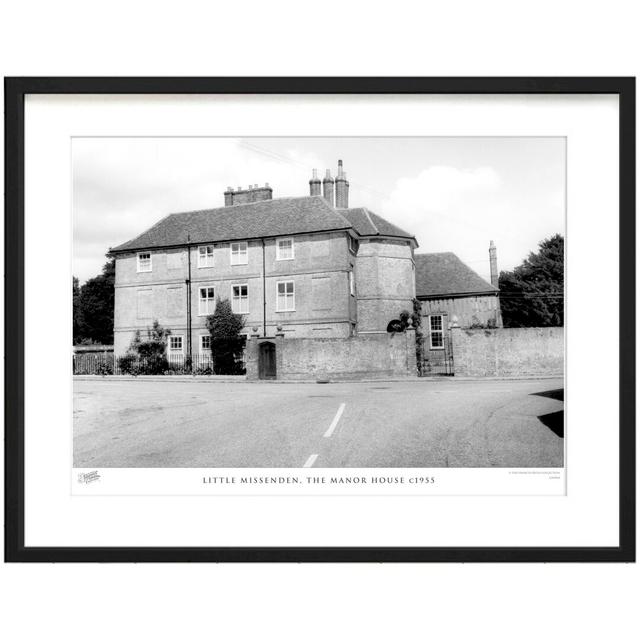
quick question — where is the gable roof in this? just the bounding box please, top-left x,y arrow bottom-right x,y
414,252 -> 497,298
110,197 -> 416,253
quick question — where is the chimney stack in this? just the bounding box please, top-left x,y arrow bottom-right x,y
309,168 -> 321,196
322,169 -> 335,206
224,183 -> 273,207
335,159 -> 349,208
489,240 -> 499,287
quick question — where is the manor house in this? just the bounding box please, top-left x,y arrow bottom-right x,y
110,161 -> 419,359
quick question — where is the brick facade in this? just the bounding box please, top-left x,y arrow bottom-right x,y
355,238 -> 416,333
113,230 -> 365,356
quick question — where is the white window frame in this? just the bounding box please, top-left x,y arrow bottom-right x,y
276,237 -> 295,261
168,335 -> 184,355
231,283 -> 249,314
349,270 -> 355,296
348,235 -> 358,254
137,252 -> 152,272
197,245 -> 214,268
199,334 -> 211,355
429,314 -> 445,350
230,241 -> 248,265
276,280 -> 295,312
198,286 -> 216,316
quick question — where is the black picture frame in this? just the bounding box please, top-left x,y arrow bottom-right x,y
4,77 -> 635,563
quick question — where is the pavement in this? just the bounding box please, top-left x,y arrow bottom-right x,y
73,378 -> 564,468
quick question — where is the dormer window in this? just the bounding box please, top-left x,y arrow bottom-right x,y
230,242 -> 248,265
198,245 -> 214,268
137,252 -> 152,272
276,237 -> 294,261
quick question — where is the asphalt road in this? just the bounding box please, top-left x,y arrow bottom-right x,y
73,378 -> 564,468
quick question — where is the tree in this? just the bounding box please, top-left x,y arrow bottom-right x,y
72,276 -> 82,342
206,298 -> 246,374
499,234 -> 564,328
73,258 -> 115,344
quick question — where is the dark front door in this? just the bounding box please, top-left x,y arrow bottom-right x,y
258,341 -> 276,379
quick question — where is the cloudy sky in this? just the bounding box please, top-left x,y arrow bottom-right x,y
73,137 -> 565,284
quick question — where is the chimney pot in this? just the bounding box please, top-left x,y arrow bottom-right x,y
489,240 -> 499,287
335,160 -> 349,208
322,168 -> 335,206
309,168 -> 322,196
225,183 -> 273,206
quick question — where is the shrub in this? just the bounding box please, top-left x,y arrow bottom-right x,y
195,362 -> 214,375
206,299 -> 246,375
138,355 -> 169,375
395,300 -> 424,375
95,360 -> 113,376
123,321 -> 171,375
117,354 -> 138,375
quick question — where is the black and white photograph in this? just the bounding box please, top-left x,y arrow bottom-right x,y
72,136 -> 565,471
7,77 -> 632,565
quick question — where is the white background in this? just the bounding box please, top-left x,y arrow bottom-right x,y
1,1 -> 638,639
26,94 -> 606,548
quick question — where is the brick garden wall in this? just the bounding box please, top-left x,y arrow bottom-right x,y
246,331 -> 417,381
451,327 -> 564,377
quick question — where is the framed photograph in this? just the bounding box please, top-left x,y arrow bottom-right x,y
4,77 -> 635,562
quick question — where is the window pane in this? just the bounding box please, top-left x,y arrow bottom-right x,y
231,242 -> 247,264
278,239 -> 293,259
199,288 -> 214,314
198,246 -> 213,267
138,253 -> 151,271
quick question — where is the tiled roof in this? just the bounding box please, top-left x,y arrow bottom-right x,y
414,252 -> 497,298
111,197 -> 416,253
341,207 -> 415,240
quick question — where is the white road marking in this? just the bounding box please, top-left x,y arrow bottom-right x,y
323,403 -> 346,438
303,454 -> 318,468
